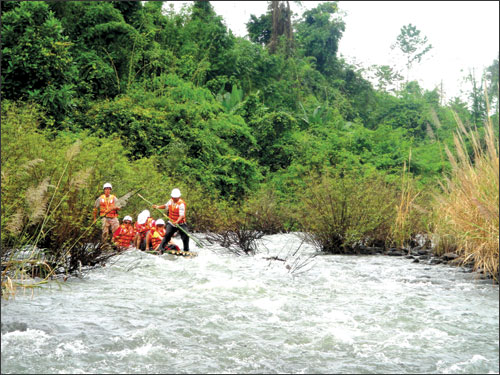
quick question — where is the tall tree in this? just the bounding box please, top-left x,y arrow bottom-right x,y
466,67 -> 487,127
295,2 -> 345,75
1,1 -> 77,119
268,1 -> 293,55
246,13 -> 272,46
391,23 -> 432,82
48,1 -> 137,98
484,55 -> 499,115
176,1 -> 234,85
370,64 -> 404,93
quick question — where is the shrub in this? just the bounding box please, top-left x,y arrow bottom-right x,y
199,194 -> 281,255
298,169 -> 396,253
241,186 -> 288,235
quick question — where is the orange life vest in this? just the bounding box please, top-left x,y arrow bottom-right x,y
168,198 -> 186,224
99,194 -> 118,218
134,218 -> 156,239
113,224 -> 135,247
150,227 -> 166,249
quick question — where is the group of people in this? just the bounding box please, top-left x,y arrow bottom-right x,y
93,183 -> 190,253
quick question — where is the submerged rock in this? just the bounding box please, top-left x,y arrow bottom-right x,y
1,321 -> 28,333
441,252 -> 459,261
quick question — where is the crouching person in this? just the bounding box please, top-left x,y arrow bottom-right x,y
113,216 -> 136,251
134,210 -> 156,250
146,219 -> 166,252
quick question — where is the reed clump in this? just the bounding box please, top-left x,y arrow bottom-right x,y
432,109 -> 499,282
389,151 -> 429,250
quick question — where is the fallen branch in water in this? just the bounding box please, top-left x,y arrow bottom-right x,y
261,234 -> 318,275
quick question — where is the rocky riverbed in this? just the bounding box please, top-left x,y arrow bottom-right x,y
352,244 -> 495,282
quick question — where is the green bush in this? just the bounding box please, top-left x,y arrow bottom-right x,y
298,169 -> 396,253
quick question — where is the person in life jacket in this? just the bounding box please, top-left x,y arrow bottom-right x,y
113,215 -> 136,250
134,210 -> 156,250
146,219 -> 166,252
152,188 -> 190,252
93,182 -> 120,243
162,241 -> 181,254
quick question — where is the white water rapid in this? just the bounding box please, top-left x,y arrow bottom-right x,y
1,234 -> 499,374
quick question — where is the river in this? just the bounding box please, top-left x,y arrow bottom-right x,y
1,234 -> 499,374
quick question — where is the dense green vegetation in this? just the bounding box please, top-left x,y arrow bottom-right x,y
1,1 -> 498,289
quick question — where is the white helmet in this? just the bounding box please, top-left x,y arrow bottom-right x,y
137,210 -> 149,225
123,215 -> 132,222
103,182 -> 112,190
171,188 -> 181,198
156,219 -> 165,226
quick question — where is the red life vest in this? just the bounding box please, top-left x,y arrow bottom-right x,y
134,218 -> 156,239
99,194 -> 118,218
168,198 -> 186,224
150,227 -> 166,249
113,224 -> 135,247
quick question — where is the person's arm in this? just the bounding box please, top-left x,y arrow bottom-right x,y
152,203 -> 166,210
135,223 -> 144,235
153,240 -> 160,252
108,196 -> 120,215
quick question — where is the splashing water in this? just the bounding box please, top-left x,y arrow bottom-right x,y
1,234 -> 498,374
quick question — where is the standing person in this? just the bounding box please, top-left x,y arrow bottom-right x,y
152,188 -> 190,252
112,216 -> 136,251
134,210 -> 156,250
146,219 -> 166,252
93,182 -> 120,243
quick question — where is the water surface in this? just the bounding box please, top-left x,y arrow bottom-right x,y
2,234 -> 498,374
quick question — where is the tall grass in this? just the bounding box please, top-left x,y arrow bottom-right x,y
389,150 -> 430,250
391,151 -> 417,249
1,135 -> 101,299
432,96 -> 499,282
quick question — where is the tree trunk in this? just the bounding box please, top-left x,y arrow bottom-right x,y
269,1 -> 293,56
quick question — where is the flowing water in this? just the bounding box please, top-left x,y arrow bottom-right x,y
1,234 -> 499,374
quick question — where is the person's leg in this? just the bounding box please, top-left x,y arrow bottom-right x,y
109,218 -> 119,246
110,218 -> 119,233
101,218 -> 109,243
159,224 -> 177,251
158,236 -> 167,252
178,224 -> 190,251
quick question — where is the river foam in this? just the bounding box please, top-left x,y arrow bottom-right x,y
2,234 -> 499,374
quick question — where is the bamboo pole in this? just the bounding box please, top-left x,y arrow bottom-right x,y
137,193 -> 204,248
